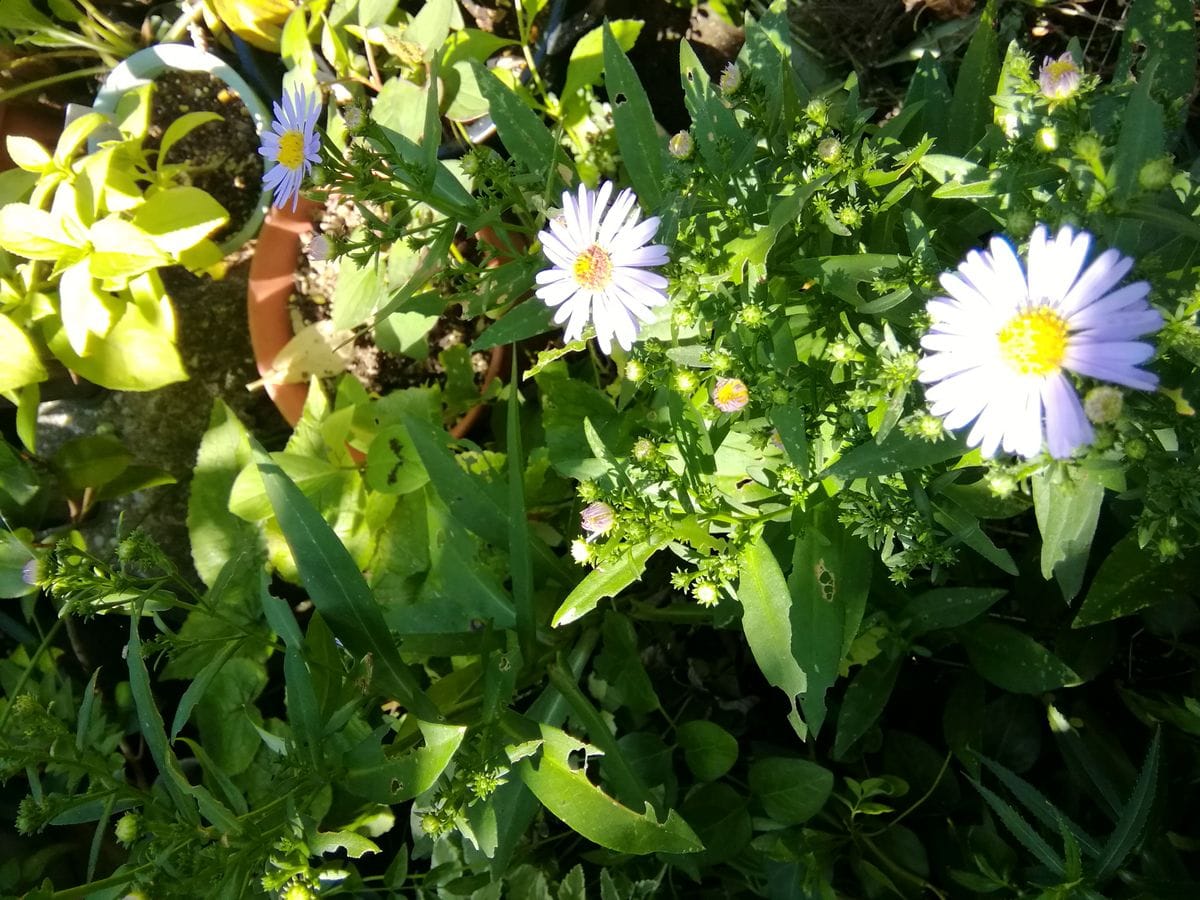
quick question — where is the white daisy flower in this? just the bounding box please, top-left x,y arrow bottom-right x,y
534,181 -> 669,355
260,85 -> 322,211
918,225 -> 1162,460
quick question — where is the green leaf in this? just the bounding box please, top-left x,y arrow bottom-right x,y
5,135 -> 52,173
971,778 -> 1065,876
749,757 -> 834,824
131,186 -> 228,255
344,719 -> 467,803
1093,730 -> 1160,881
474,63 -> 561,180
558,864 -> 585,900
364,423 -> 430,495
157,110 -> 223,165
833,652 -> 902,760
127,614 -> 199,824
552,534 -> 668,627
47,302 -> 186,391
0,531 -> 38,598
903,54 -> 951,144
789,505 -> 873,737
1033,467 -> 1104,601
1074,530 -> 1189,627
471,300 -> 555,351
1111,76 -> 1164,203
0,312 -> 47,392
507,369 -> 534,659
331,254 -> 388,330
902,588 -> 1006,636
976,755 -> 1101,858
960,622 -> 1082,694
680,40 -> 751,174
516,723 -> 703,854
562,21 -> 643,112
945,10 -> 1000,155
826,431 -> 967,480
187,401 -> 259,587
169,642 -> 236,740
249,440 -> 442,722
603,23 -> 663,210
677,721 -> 738,782
51,434 -> 130,491
309,830 -> 380,859
1115,0 -> 1196,101
738,536 -> 808,740
0,203 -> 74,258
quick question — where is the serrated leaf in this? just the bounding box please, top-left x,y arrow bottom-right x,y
971,778 -> 1065,876
1094,731 -> 1160,881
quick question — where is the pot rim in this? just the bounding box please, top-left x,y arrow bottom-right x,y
90,43 -> 271,253
247,201 -> 510,437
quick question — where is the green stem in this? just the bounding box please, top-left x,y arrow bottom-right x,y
50,864 -> 153,900
0,66 -> 109,104
0,618 -> 66,732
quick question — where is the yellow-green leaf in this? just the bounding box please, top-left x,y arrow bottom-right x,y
131,187 -> 228,255
0,312 -> 47,391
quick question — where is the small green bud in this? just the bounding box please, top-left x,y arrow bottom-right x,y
1157,536 -> 1180,559
674,370 -> 698,394
816,137 -> 842,163
692,582 -> 719,607
1072,134 -> 1103,165
737,303 -> 766,327
632,438 -> 656,461
805,98 -> 829,127
1006,208 -> 1035,236
1036,126 -> 1058,152
624,359 -> 644,382
1138,157 -> 1174,192
115,813 -> 141,847
1124,437 -> 1148,460
987,472 -> 1017,498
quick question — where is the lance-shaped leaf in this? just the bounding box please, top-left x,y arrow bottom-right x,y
249,440 -> 441,722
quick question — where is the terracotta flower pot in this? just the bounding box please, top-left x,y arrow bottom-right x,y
247,202 -> 512,438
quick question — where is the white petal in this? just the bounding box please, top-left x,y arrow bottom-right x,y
610,244 -> 668,268
1058,249 -> 1132,315
597,189 -> 639,246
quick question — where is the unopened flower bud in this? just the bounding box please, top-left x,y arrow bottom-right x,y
817,137 -> 842,163
624,359 -> 644,382
1083,386 -> 1123,424
580,502 -> 615,537
719,62 -> 742,96
570,538 -> 591,564
674,370 -> 698,394
693,582 -> 719,607
668,131 -> 694,159
342,106 -> 364,132
1123,437 -> 1148,460
1138,157 -> 1174,192
1036,127 -> 1058,152
115,813 -> 141,847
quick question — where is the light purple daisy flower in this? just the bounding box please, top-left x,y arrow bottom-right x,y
260,85 -> 322,212
917,225 -> 1162,460
1038,52 -> 1081,101
535,181 -> 669,355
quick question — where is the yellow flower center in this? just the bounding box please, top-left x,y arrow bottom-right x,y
277,130 -> 305,170
572,244 -> 613,290
997,307 -> 1069,376
1047,60 -> 1077,81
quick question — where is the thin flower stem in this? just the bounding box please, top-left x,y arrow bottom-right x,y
0,66 -> 109,104
0,618 -> 65,732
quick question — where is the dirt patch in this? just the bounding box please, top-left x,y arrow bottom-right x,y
292,196 -> 493,398
146,69 -> 263,245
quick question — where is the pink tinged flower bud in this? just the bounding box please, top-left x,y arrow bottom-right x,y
719,62 -> 742,96
712,377 -> 750,413
580,501 -> 615,537
1039,52 -> 1081,100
